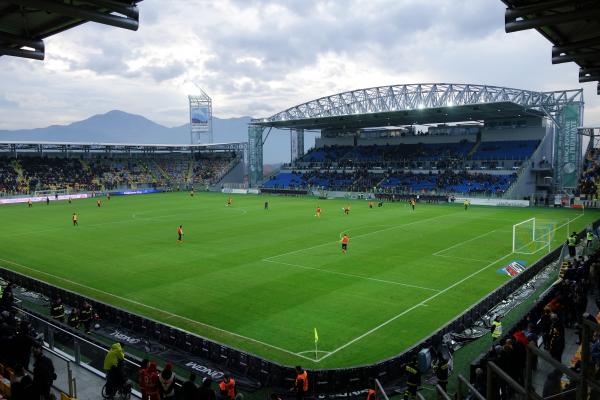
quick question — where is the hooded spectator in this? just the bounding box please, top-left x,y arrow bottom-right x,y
159,362 -> 176,399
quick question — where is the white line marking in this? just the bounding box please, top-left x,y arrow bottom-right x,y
265,212 -> 461,261
432,254 -> 495,263
263,259 -> 441,292
315,251 -> 514,363
296,350 -> 332,356
0,257 -> 314,362
432,229 -> 499,256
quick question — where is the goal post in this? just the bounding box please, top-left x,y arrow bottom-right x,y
512,218 -> 535,253
513,217 -> 556,254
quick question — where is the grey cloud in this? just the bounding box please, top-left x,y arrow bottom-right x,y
0,94 -> 18,108
3,0 -> 600,137
145,61 -> 186,82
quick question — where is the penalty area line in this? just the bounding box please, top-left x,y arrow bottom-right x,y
0,257 -> 314,363
315,251 -> 514,363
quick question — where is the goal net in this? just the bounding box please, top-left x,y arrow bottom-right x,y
512,218 -> 556,254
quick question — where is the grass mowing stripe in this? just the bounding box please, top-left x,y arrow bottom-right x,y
0,257 -> 316,362
432,229 -> 499,256
432,254 -> 495,263
263,259 -> 441,292
264,210 -> 462,261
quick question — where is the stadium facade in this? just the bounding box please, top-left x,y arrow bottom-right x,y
250,83 -> 584,202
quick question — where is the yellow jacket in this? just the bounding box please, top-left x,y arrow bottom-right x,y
103,343 -> 124,371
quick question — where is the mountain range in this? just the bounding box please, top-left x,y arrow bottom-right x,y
0,110 -> 314,164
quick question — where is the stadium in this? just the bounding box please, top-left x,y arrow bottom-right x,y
1,1 -> 600,400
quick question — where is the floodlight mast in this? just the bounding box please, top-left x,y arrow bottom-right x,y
188,83 -> 213,144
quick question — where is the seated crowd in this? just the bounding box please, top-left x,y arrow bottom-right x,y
263,168 -> 517,196
266,140 -> 536,195
578,148 -> 600,198
299,140 -> 537,166
0,284 -> 57,400
0,153 -> 237,196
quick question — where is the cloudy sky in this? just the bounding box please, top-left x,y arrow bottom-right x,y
0,0 -> 599,131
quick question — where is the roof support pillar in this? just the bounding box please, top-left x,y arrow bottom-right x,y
290,129 -> 304,164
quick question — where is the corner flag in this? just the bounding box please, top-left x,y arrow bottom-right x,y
314,328 -> 319,343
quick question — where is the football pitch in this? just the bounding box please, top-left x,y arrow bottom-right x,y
0,192 -> 597,368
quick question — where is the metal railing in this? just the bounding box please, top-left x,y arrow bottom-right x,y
462,315 -> 600,400
456,374 -> 485,400
12,306 -> 148,398
43,345 -> 78,398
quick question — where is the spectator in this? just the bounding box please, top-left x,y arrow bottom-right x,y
10,364 -> 34,400
548,316 -> 565,362
103,342 -> 126,395
198,377 -> 217,400
67,307 -> 80,329
146,362 -> 161,400
219,374 -> 236,400
432,355 -> 449,391
542,369 -> 563,399
138,358 -> 149,400
181,372 -> 198,400
80,300 -> 93,334
403,357 -> 420,400
50,295 -> 65,323
32,343 -> 56,400
13,320 -> 34,370
538,306 -> 553,347
0,283 -> 14,311
159,362 -> 176,399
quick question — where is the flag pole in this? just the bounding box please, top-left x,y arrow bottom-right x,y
314,327 -> 319,360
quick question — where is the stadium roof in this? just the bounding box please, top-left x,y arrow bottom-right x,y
502,0 -> 600,94
252,83 -> 583,131
0,0 -> 141,60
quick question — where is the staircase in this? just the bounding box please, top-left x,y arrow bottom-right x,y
153,161 -> 172,183
211,158 -> 245,189
186,159 -> 194,185
467,140 -> 481,158
504,133 -> 553,199
11,159 -> 28,192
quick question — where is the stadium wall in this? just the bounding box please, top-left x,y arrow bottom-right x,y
481,126 -> 545,142
315,134 -> 476,148
2,222 -> 595,396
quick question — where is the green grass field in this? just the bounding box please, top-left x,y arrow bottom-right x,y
0,192 -> 597,368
